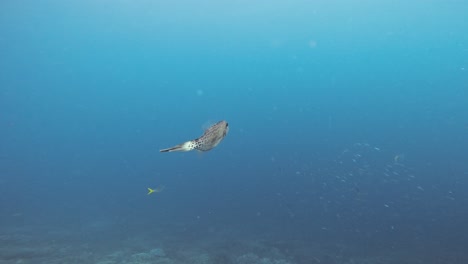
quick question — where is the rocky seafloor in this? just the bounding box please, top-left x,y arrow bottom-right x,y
0,224 -> 465,264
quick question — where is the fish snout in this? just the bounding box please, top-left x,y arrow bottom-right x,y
224,122 -> 229,136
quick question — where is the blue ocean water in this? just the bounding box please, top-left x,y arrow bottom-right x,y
1,1 -> 467,263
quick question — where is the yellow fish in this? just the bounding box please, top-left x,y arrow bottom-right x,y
160,120 -> 229,152
147,185 -> 165,195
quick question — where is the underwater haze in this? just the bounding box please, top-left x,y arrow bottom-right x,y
1,0 -> 468,263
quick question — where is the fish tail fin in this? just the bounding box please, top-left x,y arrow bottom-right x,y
160,141 -> 196,153
147,188 -> 155,195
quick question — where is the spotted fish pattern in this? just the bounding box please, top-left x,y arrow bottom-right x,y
160,121 -> 229,153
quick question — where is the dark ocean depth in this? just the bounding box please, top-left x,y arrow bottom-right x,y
1,1 -> 467,263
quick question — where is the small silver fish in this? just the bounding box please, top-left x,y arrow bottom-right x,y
160,121 -> 229,153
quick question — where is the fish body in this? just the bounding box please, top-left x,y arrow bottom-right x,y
147,185 -> 165,195
160,120 -> 229,153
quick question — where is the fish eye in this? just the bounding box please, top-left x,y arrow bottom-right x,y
226,123 -> 229,127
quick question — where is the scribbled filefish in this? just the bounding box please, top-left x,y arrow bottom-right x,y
160,120 -> 229,153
